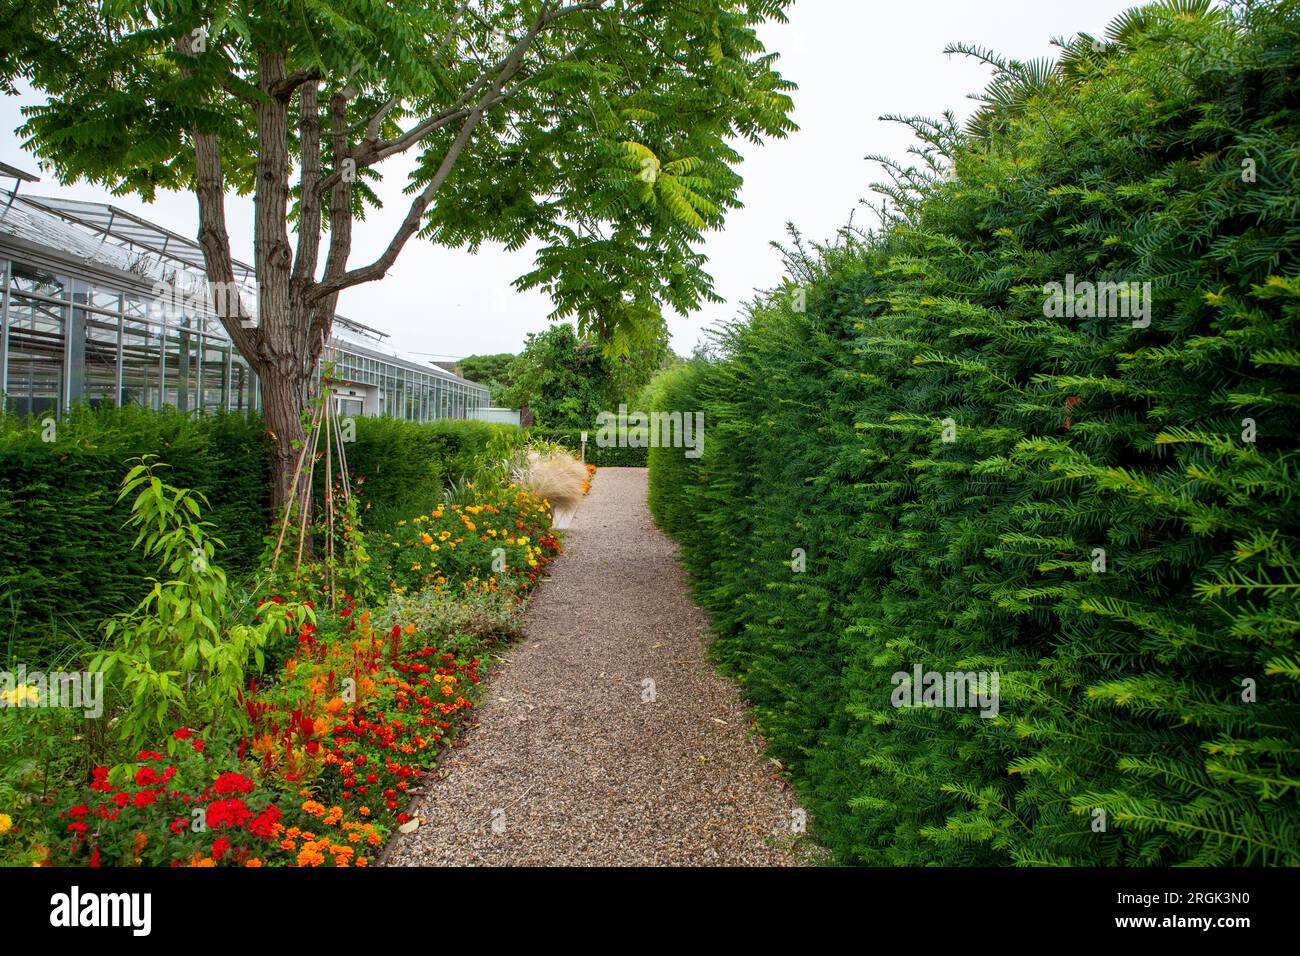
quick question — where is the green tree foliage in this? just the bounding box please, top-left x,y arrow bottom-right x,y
649,0 -> 1300,865
507,324 -> 609,429
457,353 -> 517,406
1,0 -> 795,511
505,321 -> 670,428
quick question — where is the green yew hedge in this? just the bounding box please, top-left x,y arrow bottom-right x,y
0,408 -> 516,662
649,0 -> 1300,865
0,406 -> 269,662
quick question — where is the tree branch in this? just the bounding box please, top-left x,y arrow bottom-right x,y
307,0 -> 610,303
178,29 -> 258,358
272,67 -> 322,100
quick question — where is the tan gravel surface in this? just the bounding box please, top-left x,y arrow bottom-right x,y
386,466 -> 814,866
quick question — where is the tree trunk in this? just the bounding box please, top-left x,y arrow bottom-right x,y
259,358 -> 307,519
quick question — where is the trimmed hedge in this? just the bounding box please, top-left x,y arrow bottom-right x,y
649,1 -> 1300,866
0,406 -> 270,662
0,409 -> 518,662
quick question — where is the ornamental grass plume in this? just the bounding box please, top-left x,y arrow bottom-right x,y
511,449 -> 588,514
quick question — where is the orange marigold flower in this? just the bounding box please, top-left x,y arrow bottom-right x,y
297,845 -> 326,867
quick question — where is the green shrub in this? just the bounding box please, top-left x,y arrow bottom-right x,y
91,457 -> 309,751
649,0 -> 1300,866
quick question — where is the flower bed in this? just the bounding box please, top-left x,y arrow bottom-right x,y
2,478 -> 571,867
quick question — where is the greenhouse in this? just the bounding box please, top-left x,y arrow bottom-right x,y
0,173 -> 488,421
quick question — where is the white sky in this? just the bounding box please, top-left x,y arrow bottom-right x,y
0,0 -> 1138,361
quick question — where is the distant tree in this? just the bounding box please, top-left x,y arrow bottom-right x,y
2,0 -> 795,515
457,352 -> 516,406
505,323 -> 606,429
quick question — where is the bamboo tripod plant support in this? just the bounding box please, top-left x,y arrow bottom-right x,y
269,348 -> 358,611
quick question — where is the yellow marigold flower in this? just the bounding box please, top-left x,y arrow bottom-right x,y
0,813 -> 12,834
1,685 -> 39,707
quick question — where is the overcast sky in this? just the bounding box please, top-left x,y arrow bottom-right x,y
1,0 -> 1139,361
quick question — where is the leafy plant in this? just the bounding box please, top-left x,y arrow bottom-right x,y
91,457 -> 310,750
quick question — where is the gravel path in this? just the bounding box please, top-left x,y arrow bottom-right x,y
387,466 -> 814,866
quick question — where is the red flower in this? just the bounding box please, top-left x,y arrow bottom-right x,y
207,797 -> 252,829
211,837 -> 231,861
212,772 -> 256,796
173,728 -> 194,740
248,805 -> 283,839
193,740 -> 206,753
